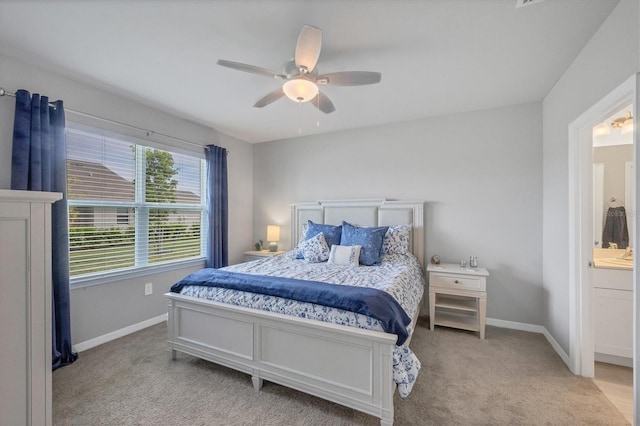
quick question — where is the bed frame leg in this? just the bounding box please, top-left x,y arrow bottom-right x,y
252,376 -> 263,390
380,419 -> 393,426
171,349 -> 177,360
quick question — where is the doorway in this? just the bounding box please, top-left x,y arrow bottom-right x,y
568,74 -> 638,425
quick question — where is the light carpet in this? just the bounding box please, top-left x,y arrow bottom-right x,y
53,316 -> 629,425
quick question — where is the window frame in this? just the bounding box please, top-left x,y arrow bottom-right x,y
66,122 -> 207,287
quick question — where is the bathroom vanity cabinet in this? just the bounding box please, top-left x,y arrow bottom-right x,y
593,266 -> 633,364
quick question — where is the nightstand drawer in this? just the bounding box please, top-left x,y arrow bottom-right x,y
430,273 -> 485,291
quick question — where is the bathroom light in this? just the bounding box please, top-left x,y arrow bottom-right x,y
593,123 -> 610,138
267,225 -> 280,252
611,111 -> 633,134
282,77 -> 319,103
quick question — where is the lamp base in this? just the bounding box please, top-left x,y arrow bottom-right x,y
269,242 -> 278,252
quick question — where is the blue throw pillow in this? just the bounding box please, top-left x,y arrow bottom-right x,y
306,221 -> 342,247
340,221 -> 389,266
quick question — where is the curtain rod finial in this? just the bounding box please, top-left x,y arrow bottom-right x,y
0,88 -> 5,96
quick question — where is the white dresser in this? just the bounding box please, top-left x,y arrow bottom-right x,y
0,189 -> 61,426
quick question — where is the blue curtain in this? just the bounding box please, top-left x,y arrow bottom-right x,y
11,89 -> 77,370
205,145 -> 228,268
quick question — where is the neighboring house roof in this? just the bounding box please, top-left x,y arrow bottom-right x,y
67,160 -> 200,204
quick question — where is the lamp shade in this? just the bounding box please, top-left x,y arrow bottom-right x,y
267,225 -> 280,252
282,77 -> 319,103
267,225 -> 280,242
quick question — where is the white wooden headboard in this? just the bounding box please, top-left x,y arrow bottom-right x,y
291,199 -> 425,269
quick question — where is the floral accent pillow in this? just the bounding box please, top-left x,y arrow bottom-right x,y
295,221 -> 342,259
293,222 -> 309,259
382,224 -> 412,255
339,221 -> 388,266
327,245 -> 361,267
300,232 -> 330,263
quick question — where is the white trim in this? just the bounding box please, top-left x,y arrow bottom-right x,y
486,318 -> 570,368
568,74 -> 637,378
0,189 -> 62,203
73,313 -> 167,353
594,352 -> 633,368
486,317 -> 545,333
624,160 -> 634,247
542,327 -> 571,368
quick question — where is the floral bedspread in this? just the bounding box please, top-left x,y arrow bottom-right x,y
178,251 -> 425,397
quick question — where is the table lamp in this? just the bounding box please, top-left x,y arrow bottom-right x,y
267,225 -> 280,252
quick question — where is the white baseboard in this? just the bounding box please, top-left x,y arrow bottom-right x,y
595,352 -> 633,368
73,313 -> 167,353
540,326 -> 571,367
486,317 -> 545,333
487,317 -> 570,368
75,313 -> 573,370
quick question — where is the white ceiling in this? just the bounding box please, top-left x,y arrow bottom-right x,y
0,0 -> 620,143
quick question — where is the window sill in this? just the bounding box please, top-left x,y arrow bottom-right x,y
70,257 -> 206,289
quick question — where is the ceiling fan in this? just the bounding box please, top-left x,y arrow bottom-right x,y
217,25 -> 382,114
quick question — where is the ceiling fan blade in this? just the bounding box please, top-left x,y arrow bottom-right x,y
217,59 -> 285,79
295,25 -> 322,73
316,71 -> 382,86
310,91 -> 335,114
253,88 -> 285,108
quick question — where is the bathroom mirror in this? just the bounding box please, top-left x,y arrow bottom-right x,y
592,104 -> 634,250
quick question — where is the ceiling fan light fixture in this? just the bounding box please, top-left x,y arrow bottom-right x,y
282,77 -> 319,103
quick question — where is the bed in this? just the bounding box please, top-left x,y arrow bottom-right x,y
165,199 -> 425,426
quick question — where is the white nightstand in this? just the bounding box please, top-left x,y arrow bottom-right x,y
244,250 -> 286,262
427,263 -> 490,339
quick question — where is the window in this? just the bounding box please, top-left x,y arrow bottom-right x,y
116,207 -> 131,225
66,125 -> 206,279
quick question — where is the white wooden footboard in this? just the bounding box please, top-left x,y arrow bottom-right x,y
166,292 -> 397,426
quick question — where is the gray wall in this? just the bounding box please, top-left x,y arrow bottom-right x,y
254,102 -> 543,325
0,53 -> 254,344
542,0 -> 639,353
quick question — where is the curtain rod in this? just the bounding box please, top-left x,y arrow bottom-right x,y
0,86 -> 227,153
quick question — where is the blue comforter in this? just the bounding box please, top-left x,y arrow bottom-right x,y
171,268 -> 412,345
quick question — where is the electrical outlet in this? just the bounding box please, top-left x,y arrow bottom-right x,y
144,282 -> 153,296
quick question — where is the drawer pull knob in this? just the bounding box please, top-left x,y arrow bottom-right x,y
454,280 -> 459,284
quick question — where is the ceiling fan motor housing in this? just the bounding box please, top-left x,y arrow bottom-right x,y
282,59 -> 318,79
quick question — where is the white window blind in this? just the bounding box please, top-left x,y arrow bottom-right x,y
66,126 -> 206,279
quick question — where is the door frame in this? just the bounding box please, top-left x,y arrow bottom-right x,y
568,74 -> 637,380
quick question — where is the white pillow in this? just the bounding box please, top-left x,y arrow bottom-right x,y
328,245 -> 362,267
300,232 -> 330,263
382,224 -> 412,255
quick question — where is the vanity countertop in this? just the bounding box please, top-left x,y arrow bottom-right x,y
593,248 -> 633,270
